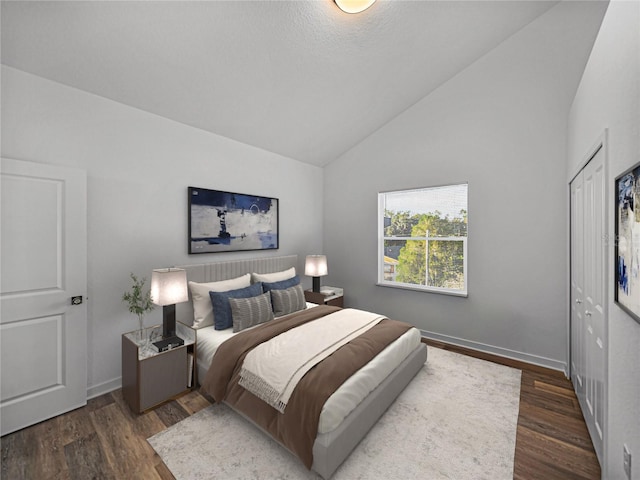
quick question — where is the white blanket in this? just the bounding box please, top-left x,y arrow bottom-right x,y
239,308 -> 384,413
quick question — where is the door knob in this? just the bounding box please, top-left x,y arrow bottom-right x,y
585,310 -> 592,316
575,299 -> 582,304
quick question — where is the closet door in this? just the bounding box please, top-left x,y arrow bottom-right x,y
570,144 -> 606,465
570,172 -> 585,400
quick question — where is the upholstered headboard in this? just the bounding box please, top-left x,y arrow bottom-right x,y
175,255 -> 298,326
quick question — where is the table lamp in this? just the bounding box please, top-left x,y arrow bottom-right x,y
305,255 -> 328,293
151,268 -> 188,341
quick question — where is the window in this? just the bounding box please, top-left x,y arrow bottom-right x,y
378,183 -> 468,296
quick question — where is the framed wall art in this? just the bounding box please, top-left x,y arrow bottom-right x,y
615,162 -> 640,324
188,187 -> 279,254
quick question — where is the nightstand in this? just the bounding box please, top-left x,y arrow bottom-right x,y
304,286 -> 344,307
121,321 -> 196,413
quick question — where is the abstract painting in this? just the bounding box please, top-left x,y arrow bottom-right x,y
615,162 -> 640,324
188,187 -> 279,254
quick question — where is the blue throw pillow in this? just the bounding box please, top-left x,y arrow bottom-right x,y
262,275 -> 300,293
209,282 -> 263,330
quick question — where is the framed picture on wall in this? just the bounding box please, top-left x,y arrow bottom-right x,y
615,162 -> 640,324
188,186 -> 279,254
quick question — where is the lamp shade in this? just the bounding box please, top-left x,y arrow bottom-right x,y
151,268 -> 188,306
305,255 -> 328,277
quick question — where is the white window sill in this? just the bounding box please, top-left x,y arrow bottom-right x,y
376,282 -> 468,298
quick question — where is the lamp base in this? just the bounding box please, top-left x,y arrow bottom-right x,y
312,276 -> 321,293
163,304 -> 177,339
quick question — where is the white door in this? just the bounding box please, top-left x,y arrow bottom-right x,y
570,172 -> 585,399
570,144 -> 606,464
582,148 -> 606,462
1,158 -> 87,435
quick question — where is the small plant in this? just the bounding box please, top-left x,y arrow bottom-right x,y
122,273 -> 155,334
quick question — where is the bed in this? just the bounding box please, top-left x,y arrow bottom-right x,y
175,255 -> 427,479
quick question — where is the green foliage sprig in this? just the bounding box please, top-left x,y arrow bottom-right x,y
122,273 -> 155,327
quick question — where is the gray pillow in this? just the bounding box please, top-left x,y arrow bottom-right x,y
270,284 -> 307,317
229,292 -> 274,333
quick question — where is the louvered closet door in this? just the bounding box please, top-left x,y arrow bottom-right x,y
570,144 -> 606,465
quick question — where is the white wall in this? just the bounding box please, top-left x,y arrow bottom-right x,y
323,2 -> 607,369
1,65 -> 324,397
568,1 -> 640,478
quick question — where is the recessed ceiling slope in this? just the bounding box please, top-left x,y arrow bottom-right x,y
1,1 -> 599,166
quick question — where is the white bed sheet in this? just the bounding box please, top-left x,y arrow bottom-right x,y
195,305 -> 421,434
195,302 -> 319,381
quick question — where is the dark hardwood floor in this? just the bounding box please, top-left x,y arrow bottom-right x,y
1,341 -> 600,480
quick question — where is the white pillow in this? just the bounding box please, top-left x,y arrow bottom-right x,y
251,267 -> 296,284
189,274 -> 251,329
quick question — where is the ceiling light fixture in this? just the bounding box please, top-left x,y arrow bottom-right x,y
334,0 -> 376,14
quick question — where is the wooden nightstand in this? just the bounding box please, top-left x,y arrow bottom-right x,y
304,286 -> 344,308
121,321 -> 196,414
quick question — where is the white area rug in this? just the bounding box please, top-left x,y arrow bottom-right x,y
148,348 -> 521,480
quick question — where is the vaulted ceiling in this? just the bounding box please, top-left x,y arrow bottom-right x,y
1,1 -> 604,166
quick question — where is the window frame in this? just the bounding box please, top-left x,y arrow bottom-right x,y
377,184 -> 468,297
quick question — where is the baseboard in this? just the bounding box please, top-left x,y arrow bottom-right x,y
420,329 -> 567,374
87,377 -> 121,400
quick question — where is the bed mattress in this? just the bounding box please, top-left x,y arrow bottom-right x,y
196,305 -> 421,434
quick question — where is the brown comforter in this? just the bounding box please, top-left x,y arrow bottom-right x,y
201,305 -> 413,469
